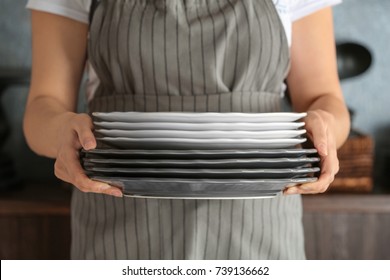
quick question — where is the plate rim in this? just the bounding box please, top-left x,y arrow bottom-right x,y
92,112 -> 307,123
93,121 -> 306,130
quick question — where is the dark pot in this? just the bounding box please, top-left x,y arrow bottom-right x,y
336,42 -> 373,80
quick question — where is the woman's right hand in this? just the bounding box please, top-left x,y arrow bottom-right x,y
54,112 -> 123,197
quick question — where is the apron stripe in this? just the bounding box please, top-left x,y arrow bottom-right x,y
205,2 -> 218,94
144,199 -> 152,259
240,1 -> 251,91
251,199 -> 256,259
267,197 -> 274,258
117,1 -> 128,94
215,200 -> 222,258
80,186 -> 87,258
151,9 -> 158,96
70,188 -> 79,258
257,200 -> 266,258
92,194 -> 98,259
157,200 -> 164,259
102,195 -> 107,259
251,3 -> 264,91
132,198 -> 139,258
226,200 -> 233,259
195,5 -> 206,95
238,200 -> 245,259
104,1 -> 115,95
139,5 -> 147,103
175,5 -> 182,96
216,0 -> 228,88
226,0 -> 239,89
112,2 -> 123,94
83,193 -> 90,258
182,200 -> 186,258
164,8 -> 170,97
112,196 -> 118,258
122,198 -> 129,259
194,200 -> 198,258
170,200 -> 175,259
274,194 -> 280,260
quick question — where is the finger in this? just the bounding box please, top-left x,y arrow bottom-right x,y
285,133 -> 339,195
328,134 -> 340,175
54,160 -> 70,182
62,148 -> 122,197
283,185 -> 302,195
80,176 -> 123,197
286,146 -> 338,195
74,115 -> 96,150
73,169 -> 123,197
72,167 -> 122,196
295,162 -> 334,194
305,113 -> 328,156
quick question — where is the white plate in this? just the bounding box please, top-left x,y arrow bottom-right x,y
96,137 -> 306,149
85,166 -> 320,179
82,148 -> 318,159
83,157 -> 320,168
94,121 -> 305,131
90,177 -> 317,199
92,112 -> 307,123
95,129 -> 306,139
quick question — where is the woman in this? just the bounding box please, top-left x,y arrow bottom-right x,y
24,0 -> 350,259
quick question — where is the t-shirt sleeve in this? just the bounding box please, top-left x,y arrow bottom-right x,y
26,0 -> 91,24
290,0 -> 342,21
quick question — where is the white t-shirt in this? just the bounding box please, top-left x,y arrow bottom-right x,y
26,0 -> 341,100
27,0 -> 341,45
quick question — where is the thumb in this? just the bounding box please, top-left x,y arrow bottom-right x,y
305,114 -> 328,157
72,114 -> 97,150
78,128 -> 96,150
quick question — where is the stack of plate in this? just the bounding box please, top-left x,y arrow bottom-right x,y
81,112 -> 320,199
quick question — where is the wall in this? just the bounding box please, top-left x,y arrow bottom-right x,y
0,0 -> 55,183
333,0 -> 390,188
0,0 -> 389,185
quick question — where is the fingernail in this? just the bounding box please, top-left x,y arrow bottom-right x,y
84,140 -> 95,150
111,189 -> 123,197
99,184 -> 111,191
285,188 -> 298,195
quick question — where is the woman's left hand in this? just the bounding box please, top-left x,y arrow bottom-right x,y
284,109 -> 340,195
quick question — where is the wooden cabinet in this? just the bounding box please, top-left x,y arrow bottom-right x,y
1,185 -> 390,259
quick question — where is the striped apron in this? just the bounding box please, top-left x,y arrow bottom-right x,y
71,0 -> 305,259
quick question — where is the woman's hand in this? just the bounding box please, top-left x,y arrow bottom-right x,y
54,112 -> 123,197
284,110 -> 339,195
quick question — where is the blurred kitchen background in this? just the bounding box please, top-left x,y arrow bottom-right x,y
0,0 -> 88,186
1,0 -> 390,187
0,0 -> 389,260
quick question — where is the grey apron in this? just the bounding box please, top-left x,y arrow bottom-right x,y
71,0 -> 305,259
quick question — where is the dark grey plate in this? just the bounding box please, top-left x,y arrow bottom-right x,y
90,177 -> 317,198
82,148 -> 318,159
94,129 -> 306,139
85,166 -> 320,179
122,191 -> 279,199
82,157 -> 320,169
